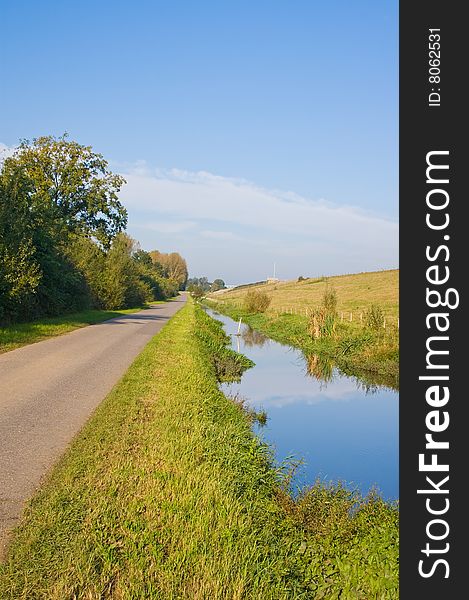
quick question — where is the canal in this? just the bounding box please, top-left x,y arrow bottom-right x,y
205,308 -> 399,501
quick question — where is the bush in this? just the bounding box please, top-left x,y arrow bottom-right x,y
243,290 -> 271,313
308,307 -> 336,339
188,284 -> 205,300
308,286 -> 338,339
322,286 -> 338,315
365,304 -> 385,330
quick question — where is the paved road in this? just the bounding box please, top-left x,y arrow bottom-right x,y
0,295 -> 186,557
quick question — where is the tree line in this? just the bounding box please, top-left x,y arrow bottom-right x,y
0,135 -> 187,324
186,277 -> 226,298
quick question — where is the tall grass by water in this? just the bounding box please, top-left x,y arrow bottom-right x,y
0,300 -> 398,598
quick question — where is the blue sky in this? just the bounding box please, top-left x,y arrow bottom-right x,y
1,1 -> 398,284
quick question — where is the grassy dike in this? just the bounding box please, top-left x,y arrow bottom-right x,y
0,300 -> 398,599
0,304 -> 166,354
205,300 -> 399,390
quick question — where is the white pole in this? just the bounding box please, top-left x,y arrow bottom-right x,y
237,317 -> 242,334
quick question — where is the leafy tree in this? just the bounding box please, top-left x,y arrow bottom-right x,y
100,234 -> 152,309
1,172 -> 90,320
157,277 -> 180,299
186,277 -> 211,292
133,249 -> 153,269
1,134 -> 187,322
132,249 -> 164,300
67,235 -> 107,308
188,284 -> 205,299
0,179 -> 41,322
211,278 -> 226,292
1,134 -> 127,247
150,250 -> 188,289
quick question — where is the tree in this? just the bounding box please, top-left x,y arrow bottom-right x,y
100,233 -> 152,309
1,134 -> 127,247
133,249 -> 153,269
150,250 -> 188,289
188,285 -> 205,300
132,249 -> 164,300
1,134 -> 187,322
0,179 -> 41,322
211,279 -> 226,292
186,277 -> 211,292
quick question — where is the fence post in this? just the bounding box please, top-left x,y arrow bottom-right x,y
350,312 -> 353,322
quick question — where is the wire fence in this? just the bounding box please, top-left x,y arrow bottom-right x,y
271,307 -> 398,329
208,298 -> 399,330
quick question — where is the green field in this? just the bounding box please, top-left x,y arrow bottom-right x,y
0,300 -> 398,599
214,269 -> 399,321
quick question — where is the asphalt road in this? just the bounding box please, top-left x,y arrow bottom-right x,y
0,294 -> 186,557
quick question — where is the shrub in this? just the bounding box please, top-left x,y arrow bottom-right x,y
322,285 -> 338,315
244,290 -> 271,313
187,284 -> 205,299
365,304 -> 385,330
308,286 -> 338,339
308,307 -> 336,339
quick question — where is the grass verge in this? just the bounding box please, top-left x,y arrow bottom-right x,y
0,300 -> 398,598
0,303 -> 165,354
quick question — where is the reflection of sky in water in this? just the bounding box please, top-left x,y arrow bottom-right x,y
209,309 -> 399,501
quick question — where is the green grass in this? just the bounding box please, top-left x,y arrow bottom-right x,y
0,300 -> 398,598
207,269 -> 399,388
213,269 -> 399,321
0,303 -> 165,354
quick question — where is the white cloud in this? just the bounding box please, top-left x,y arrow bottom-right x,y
138,220 -> 197,234
0,141 -> 398,282
200,230 -> 243,241
121,166 -> 396,239
221,375 -> 381,409
120,165 -> 398,281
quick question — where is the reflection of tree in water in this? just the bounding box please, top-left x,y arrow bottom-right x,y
306,354 -> 334,383
306,354 -> 398,394
241,326 -> 270,348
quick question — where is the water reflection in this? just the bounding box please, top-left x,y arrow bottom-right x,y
205,308 -> 399,500
241,326 -> 270,348
305,354 -> 334,383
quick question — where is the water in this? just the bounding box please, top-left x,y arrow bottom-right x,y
206,308 -> 399,501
